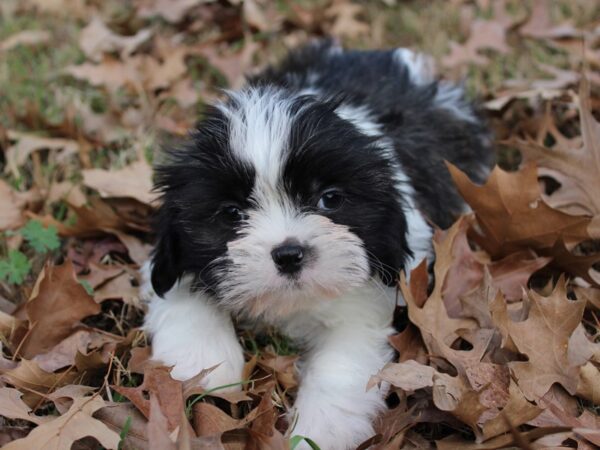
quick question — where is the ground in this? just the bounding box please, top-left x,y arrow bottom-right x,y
1,0 -> 600,449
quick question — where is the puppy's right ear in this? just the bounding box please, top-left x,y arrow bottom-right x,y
150,208 -> 182,297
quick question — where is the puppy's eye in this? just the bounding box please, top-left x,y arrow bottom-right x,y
317,189 -> 344,211
221,205 -> 248,222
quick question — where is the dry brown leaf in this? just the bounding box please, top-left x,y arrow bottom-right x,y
47,181 -> 86,208
195,42 -> 258,89
441,217 -> 485,316
517,76 -> 600,238
401,219 -> 478,351
5,130 -> 79,177
32,329 -> 96,372
64,58 -> 140,92
0,30 -> 50,52
0,180 -> 41,231
95,402 -> 152,449
82,159 -> 157,206
369,360 -> 437,392
243,0 -> 282,32
137,0 -> 209,23
148,393 -> 176,450
370,360 -> 488,438
0,387 -> 51,425
1,395 -> 120,450
19,260 -> 101,359
324,0 -> 369,39
194,402 -> 243,437
1,359 -> 78,407
246,386 -> 284,450
448,163 -> 591,257
47,384 -> 96,414
576,362 -> 600,405
531,64 -> 580,90
442,19 -> 511,68
480,380 -> 542,441
113,366 -> 185,432
93,271 -> 140,305
520,0 -> 582,40
488,251 -> 551,300
496,278 -> 586,401
257,353 -> 299,390
79,17 -> 152,62
388,325 -> 427,364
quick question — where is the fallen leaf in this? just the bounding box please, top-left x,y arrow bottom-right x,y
5,130 -> 79,178
402,219 -> 478,352
137,0 -> 209,23
480,380 -> 542,441
79,17 -> 152,62
82,159 -> 157,206
0,180 -> 41,231
47,384 -> 96,414
497,277 -> 586,401
64,58 -> 140,93
148,393 -> 176,450
520,0 -> 582,40
95,402 -> 150,450
488,251 -> 551,300
112,366 -> 185,432
19,260 -> 101,359
325,0 -> 369,39
517,75 -> 600,238
243,0 -> 282,33
1,395 -> 120,450
442,19 -> 511,68
0,387 -> 50,425
1,359 -> 78,407
448,163 -> 591,257
0,30 -> 51,52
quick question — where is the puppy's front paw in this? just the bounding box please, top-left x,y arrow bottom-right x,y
289,406 -> 375,450
152,336 -> 245,390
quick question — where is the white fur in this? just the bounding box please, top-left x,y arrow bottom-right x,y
282,282 -> 396,450
434,81 -> 477,123
393,48 -> 435,85
394,48 -> 477,124
142,264 -> 245,386
217,88 -> 301,187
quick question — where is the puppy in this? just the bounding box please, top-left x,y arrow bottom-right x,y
142,41 -> 492,449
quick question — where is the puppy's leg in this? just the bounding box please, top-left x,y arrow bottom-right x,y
142,270 -> 244,388
289,319 -> 394,450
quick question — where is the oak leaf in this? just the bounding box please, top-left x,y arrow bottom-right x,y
19,260 -> 101,359
1,395 -> 120,450
0,387 -> 50,425
79,17 -> 152,62
82,159 -> 157,207
495,278 -> 586,401
0,180 -> 40,231
113,366 -> 185,432
448,163 -> 591,257
517,76 -> 600,238
1,359 -> 78,407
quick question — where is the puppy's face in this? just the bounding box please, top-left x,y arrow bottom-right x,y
152,88 -> 410,319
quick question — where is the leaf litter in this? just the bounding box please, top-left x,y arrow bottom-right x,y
1,0 -> 600,449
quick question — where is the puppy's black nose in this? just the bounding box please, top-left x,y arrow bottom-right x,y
271,241 -> 305,275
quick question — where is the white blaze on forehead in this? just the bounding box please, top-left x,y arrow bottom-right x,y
217,87 -> 299,187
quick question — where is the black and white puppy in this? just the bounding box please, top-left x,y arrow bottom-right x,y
142,41 -> 492,449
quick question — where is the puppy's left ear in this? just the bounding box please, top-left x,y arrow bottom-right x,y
150,207 -> 183,297
371,208 -> 412,286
